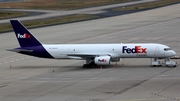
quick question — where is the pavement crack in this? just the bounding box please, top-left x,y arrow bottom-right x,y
115,79 -> 148,95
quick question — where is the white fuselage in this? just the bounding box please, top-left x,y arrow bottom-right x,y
43,43 -> 176,59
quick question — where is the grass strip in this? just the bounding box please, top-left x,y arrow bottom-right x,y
114,0 -> 180,11
0,11 -> 27,19
0,0 -> 133,10
0,14 -> 99,33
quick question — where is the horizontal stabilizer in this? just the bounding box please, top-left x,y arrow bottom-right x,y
6,49 -> 33,53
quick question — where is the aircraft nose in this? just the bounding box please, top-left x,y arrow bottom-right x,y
171,50 -> 176,56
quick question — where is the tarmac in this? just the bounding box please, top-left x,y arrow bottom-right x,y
0,3 -> 180,101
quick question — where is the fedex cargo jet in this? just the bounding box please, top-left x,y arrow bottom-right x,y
7,20 -> 177,67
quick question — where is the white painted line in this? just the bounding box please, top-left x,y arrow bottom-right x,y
39,78 -> 52,80
132,76 -> 146,78
158,75 -> 169,77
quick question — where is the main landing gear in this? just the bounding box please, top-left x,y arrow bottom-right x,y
83,59 -> 97,68
83,62 -> 97,68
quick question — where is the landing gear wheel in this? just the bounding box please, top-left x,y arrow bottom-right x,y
82,64 -> 93,68
83,64 -> 88,68
90,62 -> 97,67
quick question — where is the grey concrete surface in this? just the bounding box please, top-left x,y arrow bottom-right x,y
0,4 -> 180,101
0,0 -> 158,24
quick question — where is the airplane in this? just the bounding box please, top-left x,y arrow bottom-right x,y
7,20 -> 177,67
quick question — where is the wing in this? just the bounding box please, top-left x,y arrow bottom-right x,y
67,53 -> 110,59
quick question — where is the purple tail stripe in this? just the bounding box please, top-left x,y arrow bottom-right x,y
10,20 -> 53,58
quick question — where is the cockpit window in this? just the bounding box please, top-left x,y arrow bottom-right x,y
164,48 -> 171,51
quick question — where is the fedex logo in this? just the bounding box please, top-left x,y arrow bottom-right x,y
98,59 -> 106,62
17,33 -> 31,38
122,46 -> 147,54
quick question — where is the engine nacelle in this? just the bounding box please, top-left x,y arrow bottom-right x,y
94,56 -> 111,65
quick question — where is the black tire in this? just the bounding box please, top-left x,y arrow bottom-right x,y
83,64 -> 91,68
83,64 -> 88,68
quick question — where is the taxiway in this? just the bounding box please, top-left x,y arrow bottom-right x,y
0,3 -> 180,101
0,0 -> 158,24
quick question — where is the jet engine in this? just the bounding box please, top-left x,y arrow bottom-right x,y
94,56 -> 111,65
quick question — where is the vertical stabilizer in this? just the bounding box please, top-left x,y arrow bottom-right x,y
10,20 -> 42,47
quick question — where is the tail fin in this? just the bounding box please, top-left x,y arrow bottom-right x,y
10,20 -> 42,47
